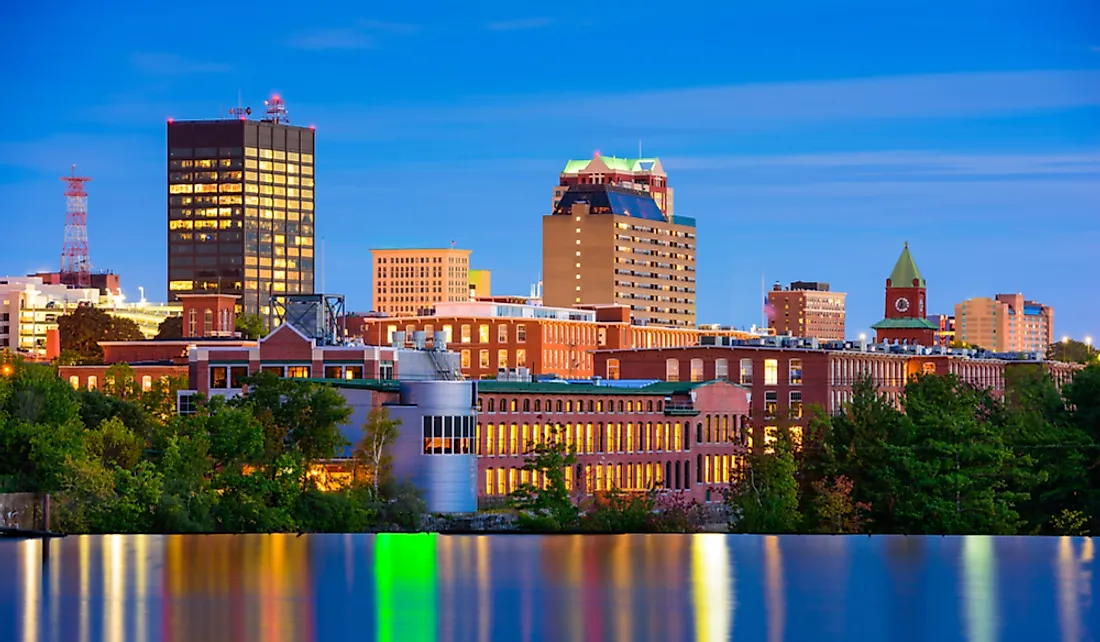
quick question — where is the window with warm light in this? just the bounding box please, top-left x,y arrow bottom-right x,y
666,358 -> 679,382
479,324 -> 489,343
764,359 -> 778,385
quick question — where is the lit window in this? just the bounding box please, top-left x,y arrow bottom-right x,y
479,350 -> 490,368
479,324 -> 489,343
498,349 -> 508,369
765,391 -> 778,419
461,349 -> 471,368
516,349 -> 526,368
764,359 -> 778,385
739,359 -> 753,385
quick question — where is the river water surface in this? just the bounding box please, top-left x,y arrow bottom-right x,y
0,534 -> 1094,642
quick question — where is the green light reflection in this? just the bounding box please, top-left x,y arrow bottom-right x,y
375,533 -> 438,642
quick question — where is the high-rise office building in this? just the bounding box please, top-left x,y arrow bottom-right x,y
167,99 -> 315,317
767,281 -> 847,341
954,294 -> 1053,353
552,153 -> 674,216
543,183 -> 697,327
371,248 -> 471,316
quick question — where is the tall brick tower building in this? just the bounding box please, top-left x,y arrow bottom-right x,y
871,243 -> 937,345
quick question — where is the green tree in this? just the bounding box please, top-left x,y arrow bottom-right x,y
86,416 -> 145,470
58,305 -> 145,364
581,487 -> 655,533
726,428 -> 800,533
235,373 -> 352,476
510,427 -> 580,531
154,433 -> 217,532
103,362 -> 141,400
235,313 -> 267,340
1062,364 -> 1100,533
802,376 -> 907,532
154,315 -> 183,340
895,374 -> 1025,535
1001,365 -> 1091,533
1048,339 -> 1096,365
354,407 -> 401,495
809,475 -> 869,533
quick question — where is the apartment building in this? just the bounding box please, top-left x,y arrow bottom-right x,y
543,184 -> 697,327
371,248 -> 472,316
767,281 -> 847,341
955,294 -> 1053,353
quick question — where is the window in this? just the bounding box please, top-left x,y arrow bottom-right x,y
715,359 -> 729,380
765,391 -> 778,419
606,359 -> 620,380
380,360 -> 394,379
790,391 -> 803,419
177,392 -> 198,415
204,309 -> 214,335
479,324 -> 489,343
461,349 -> 471,368
479,350 -> 490,368
287,366 -> 310,378
740,359 -> 753,385
87,376 -> 97,390
69,375 -> 79,389
442,324 -> 453,343
324,365 -> 342,379
690,359 -> 704,382
789,359 -> 803,385
498,324 -> 508,342
516,349 -> 526,368
666,358 -> 679,382
498,349 -> 508,369
516,324 -> 526,343
764,359 -> 778,385
460,325 -> 470,343
188,309 -> 197,336
210,366 -> 228,389
344,366 -> 363,380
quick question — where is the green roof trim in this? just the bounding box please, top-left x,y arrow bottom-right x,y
870,318 -> 939,330
309,378 -> 400,392
888,242 -> 925,287
561,156 -> 662,174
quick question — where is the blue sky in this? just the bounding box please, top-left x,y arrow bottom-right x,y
3,1 -> 1098,341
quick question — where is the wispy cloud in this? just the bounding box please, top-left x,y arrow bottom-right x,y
298,69 -> 1100,141
663,151 -> 1100,178
288,19 -> 419,50
130,53 -> 231,75
484,17 -> 554,31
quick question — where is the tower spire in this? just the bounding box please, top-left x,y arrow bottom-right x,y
60,165 -> 92,288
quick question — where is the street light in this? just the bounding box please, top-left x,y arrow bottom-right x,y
1086,336 -> 1094,361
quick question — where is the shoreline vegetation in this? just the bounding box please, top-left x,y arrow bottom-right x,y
1,357 -> 1098,537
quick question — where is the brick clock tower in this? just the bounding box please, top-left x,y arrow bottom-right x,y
871,243 -> 937,345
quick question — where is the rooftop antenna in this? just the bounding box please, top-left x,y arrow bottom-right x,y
60,164 -> 92,288
263,94 -> 289,124
228,90 -> 252,120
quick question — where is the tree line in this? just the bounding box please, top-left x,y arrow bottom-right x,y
0,360 -> 421,533
725,364 -> 1100,535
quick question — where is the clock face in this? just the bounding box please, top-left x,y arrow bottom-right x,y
895,297 -> 910,313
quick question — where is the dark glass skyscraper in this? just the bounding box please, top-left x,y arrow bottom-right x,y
167,118 -> 315,317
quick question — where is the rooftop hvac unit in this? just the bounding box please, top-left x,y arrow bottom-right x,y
392,331 -> 406,349
412,331 -> 427,350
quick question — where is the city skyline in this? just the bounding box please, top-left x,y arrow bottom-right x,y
3,2 -> 1098,341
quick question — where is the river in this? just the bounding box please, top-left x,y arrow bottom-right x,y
0,534 -> 1094,641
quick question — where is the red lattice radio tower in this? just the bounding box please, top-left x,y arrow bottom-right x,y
60,164 -> 92,288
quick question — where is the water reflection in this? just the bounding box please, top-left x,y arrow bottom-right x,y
0,534 -> 1094,642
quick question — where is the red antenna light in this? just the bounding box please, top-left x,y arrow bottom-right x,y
309,124 -> 316,131
60,164 -> 92,288
594,150 -> 601,158
262,94 -> 289,125
167,117 -> 174,123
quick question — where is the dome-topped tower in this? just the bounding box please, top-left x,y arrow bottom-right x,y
871,243 -> 937,345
